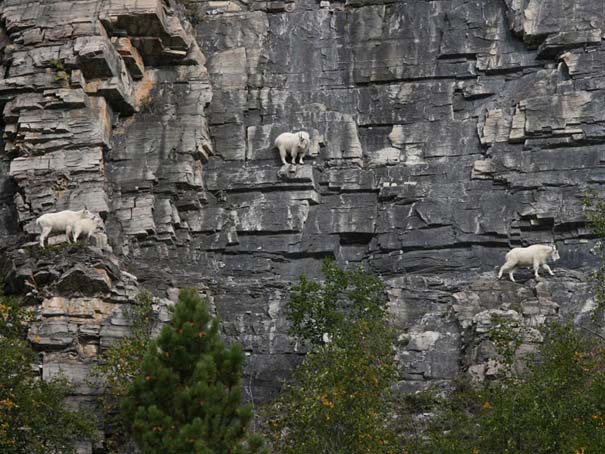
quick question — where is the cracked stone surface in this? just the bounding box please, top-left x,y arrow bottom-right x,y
1,0 -> 605,449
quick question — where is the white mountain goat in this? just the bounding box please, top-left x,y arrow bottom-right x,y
67,217 -> 98,243
274,131 -> 311,165
35,209 -> 93,248
497,244 -> 560,282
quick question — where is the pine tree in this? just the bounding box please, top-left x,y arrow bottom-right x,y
121,288 -> 264,453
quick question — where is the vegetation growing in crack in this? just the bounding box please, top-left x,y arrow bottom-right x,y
49,59 -> 69,83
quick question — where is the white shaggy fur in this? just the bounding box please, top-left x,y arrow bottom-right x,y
497,244 -> 560,282
274,131 -> 311,165
67,217 -> 97,243
35,209 -> 92,248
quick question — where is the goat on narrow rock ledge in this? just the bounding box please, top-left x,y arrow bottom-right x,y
35,209 -> 93,248
275,131 -> 311,165
497,244 -> 560,282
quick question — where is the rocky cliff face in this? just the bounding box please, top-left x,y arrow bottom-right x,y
1,0 -> 604,448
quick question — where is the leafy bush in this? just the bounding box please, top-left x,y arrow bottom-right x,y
0,294 -> 96,453
287,258 -> 389,347
407,323 -> 605,454
49,58 -> 69,82
267,259 -> 399,453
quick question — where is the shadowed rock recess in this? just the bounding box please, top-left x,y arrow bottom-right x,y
1,0 -> 605,447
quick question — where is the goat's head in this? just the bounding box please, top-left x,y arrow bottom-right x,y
78,208 -> 93,219
551,246 -> 560,261
298,131 -> 310,149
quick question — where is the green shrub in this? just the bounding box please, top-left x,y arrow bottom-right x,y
121,288 -> 264,453
408,323 -> 605,454
287,258 -> 389,347
0,294 -> 96,452
267,259 -> 399,453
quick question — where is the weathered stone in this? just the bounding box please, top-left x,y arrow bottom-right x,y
2,2 -> 605,449
56,264 -> 112,295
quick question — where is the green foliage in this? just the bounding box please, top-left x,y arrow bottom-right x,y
407,323 -> 605,454
121,288 -> 264,453
488,315 -> 526,372
49,59 -> 64,71
93,291 -> 156,452
287,258 -> 388,347
0,294 -> 96,453
49,59 -> 69,82
268,260 -> 399,453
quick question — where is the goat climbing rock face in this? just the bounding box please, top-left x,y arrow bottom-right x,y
35,209 -> 93,248
497,244 -> 560,282
274,131 -> 311,166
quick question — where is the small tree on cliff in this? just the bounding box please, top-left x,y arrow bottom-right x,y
0,293 -> 96,453
121,288 -> 264,453
268,259 -> 399,453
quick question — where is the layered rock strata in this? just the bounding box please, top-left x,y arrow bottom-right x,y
0,1 -> 211,450
189,0 -> 605,397
0,1 -> 605,449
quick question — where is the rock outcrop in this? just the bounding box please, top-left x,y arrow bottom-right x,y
1,0 -> 605,449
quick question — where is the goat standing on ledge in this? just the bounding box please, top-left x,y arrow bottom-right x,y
498,244 -> 560,282
36,209 -> 93,248
274,131 -> 310,166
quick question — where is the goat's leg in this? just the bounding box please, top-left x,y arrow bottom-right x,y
533,260 -> 541,280
497,263 -> 507,279
73,226 -> 81,242
40,227 -> 52,248
65,225 -> 73,243
499,261 -> 516,281
278,146 -> 288,166
542,264 -> 554,276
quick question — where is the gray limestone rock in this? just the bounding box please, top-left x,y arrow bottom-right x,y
2,0 -> 605,449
